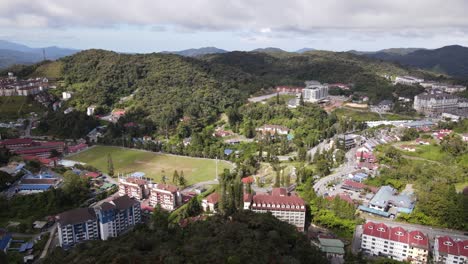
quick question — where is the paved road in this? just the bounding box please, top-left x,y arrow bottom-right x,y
313,146 -> 357,196
247,92 -> 289,103
307,140 -> 331,161
39,223 -> 57,259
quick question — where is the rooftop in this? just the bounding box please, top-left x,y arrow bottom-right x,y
369,186 -> 414,210
56,208 -> 96,226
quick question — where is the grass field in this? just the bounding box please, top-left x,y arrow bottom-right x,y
333,108 -> 414,122
0,96 -> 45,121
68,146 -> 233,185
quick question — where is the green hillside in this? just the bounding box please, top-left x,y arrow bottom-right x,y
3,49 -> 436,135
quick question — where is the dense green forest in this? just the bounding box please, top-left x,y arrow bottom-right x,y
3,48 -> 434,139
45,211 -> 328,264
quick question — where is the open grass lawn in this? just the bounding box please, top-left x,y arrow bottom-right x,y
0,96 -> 45,120
397,144 -> 450,162
68,146 -> 233,185
334,108 -> 415,122
455,181 -> 468,193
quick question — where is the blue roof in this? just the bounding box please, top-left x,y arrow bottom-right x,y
0,234 -> 12,251
130,172 -> 145,178
358,205 -> 391,217
224,149 -> 233,155
18,184 -> 52,191
18,242 -> 33,252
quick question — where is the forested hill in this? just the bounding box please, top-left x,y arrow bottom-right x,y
3,48 -> 430,132
365,45 -> 468,79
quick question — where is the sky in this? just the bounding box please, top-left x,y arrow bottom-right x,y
1,0 -> 468,53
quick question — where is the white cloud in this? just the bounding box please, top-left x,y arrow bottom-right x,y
1,0 -> 468,33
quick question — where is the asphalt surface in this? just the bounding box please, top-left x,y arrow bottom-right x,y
313,146 -> 357,196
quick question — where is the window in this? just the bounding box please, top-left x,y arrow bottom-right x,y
377,227 -> 386,232
414,235 -> 424,240
443,241 -> 453,246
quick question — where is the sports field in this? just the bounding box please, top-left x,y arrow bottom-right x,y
68,145 -> 233,185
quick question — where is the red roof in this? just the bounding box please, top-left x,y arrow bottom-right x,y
84,172 -> 101,178
241,176 -> 254,184
68,143 -> 87,152
21,178 -> 57,185
16,148 -> 52,155
38,141 -> 64,147
436,236 -> 468,257
155,184 -> 178,193
123,177 -> 148,186
363,222 -> 390,240
271,187 -> 287,196
205,192 -> 220,204
343,179 -> 365,189
364,222 -> 429,249
0,138 -> 33,146
22,155 -> 57,165
252,194 -> 305,211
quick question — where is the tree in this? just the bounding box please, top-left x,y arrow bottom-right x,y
107,153 -> 114,177
178,170 -> 186,187
274,170 -> 280,187
151,204 -> 170,230
299,93 -> 304,106
401,128 -> 419,141
172,170 -> 179,184
244,120 -> 255,138
298,147 -> 307,162
285,173 -> 291,187
276,92 -> 280,104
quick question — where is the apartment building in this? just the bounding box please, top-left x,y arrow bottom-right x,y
361,222 -> 429,264
94,195 -> 142,240
56,208 -> 99,248
394,76 -> 424,85
303,80 -> 329,102
434,236 -> 468,264
118,177 -> 149,200
413,93 -> 460,116
149,184 -> 181,211
248,188 -> 306,232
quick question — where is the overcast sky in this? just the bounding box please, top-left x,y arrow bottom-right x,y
1,0 -> 468,52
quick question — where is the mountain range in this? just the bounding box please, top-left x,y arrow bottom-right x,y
0,40 -> 79,69
362,45 -> 468,78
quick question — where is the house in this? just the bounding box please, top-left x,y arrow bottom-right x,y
338,134 -> 359,150
94,195 -> 142,240
433,236 -> 468,264
84,171 -> 101,179
256,125 -> 290,136
202,192 -> 219,212
247,188 -> 306,231
62,91 -> 73,100
149,184 -> 181,211
341,179 -> 366,192
400,145 -> 416,152
213,130 -> 233,137
376,100 -> 394,112
361,222 -> 429,264
462,134 -> 468,142
357,162 -> 379,171
317,236 -> 345,262
275,86 -> 304,93
433,129 -> 452,140
368,186 -> 414,214
356,151 -> 376,163
22,155 -> 58,167
415,138 -> 430,145
56,208 -> 99,248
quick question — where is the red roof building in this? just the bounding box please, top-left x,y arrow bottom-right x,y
84,172 -> 101,178
0,138 -> 33,151
202,192 -> 220,213
149,184 -> 181,211
249,190 -> 306,231
118,177 -> 149,201
22,155 -> 58,167
241,176 -> 254,184
434,236 -> 468,264
362,222 -> 429,263
67,143 -> 88,153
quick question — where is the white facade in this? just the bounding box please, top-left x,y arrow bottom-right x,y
414,93 -> 460,115
57,208 -> 100,248
433,236 -> 468,264
62,91 -> 73,100
395,76 -> 424,85
303,80 -> 328,102
87,106 -> 96,116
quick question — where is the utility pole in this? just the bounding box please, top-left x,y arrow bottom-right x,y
42,48 -> 46,61
215,156 -> 218,181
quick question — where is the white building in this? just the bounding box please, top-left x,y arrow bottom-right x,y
414,93 -> 460,116
201,192 -> 219,213
303,80 -> 328,102
394,76 -> 424,85
118,177 -> 149,200
149,184 -> 181,211
87,105 -> 96,116
256,125 -> 290,136
62,91 -> 73,100
94,195 -> 142,241
56,208 -> 99,248
434,236 -> 468,264
361,222 -> 429,264
246,188 -> 306,232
